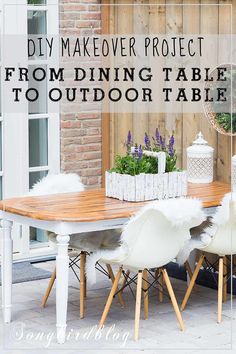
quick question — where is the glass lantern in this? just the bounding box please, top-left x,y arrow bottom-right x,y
232,155 -> 236,192
187,132 -> 214,183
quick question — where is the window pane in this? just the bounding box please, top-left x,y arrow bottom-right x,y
29,119 -> 48,168
30,227 -> 48,245
29,169 -> 48,244
0,69 -> 1,116
0,122 -> 2,171
28,65 -> 47,114
29,170 -> 48,189
0,177 -> 2,200
28,11 -> 47,60
28,10 -> 46,35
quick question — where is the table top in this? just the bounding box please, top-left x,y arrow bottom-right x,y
0,181 -> 230,222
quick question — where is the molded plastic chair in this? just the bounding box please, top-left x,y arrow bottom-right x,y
29,173 -> 122,318
86,198 -> 205,340
181,193 -> 236,323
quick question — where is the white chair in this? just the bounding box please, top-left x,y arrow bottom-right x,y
29,173 -> 122,318
86,197 -> 205,340
181,192 -> 236,323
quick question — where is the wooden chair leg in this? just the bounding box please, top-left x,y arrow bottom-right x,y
41,268 -> 56,308
106,264 -> 125,307
184,261 -> 193,280
181,255 -> 205,311
162,269 -> 185,331
99,267 -> 123,328
143,269 -> 148,320
134,270 -> 143,341
223,256 -> 227,303
218,257 -> 224,323
80,251 -> 86,319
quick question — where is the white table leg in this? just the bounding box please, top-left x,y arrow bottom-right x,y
1,220 -> 13,323
56,234 -> 70,344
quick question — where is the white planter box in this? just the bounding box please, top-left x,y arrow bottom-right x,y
105,171 -> 188,202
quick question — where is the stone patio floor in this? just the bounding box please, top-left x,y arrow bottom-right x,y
0,259 -> 235,354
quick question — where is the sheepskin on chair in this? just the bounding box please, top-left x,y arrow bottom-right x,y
86,197 -> 206,285
176,192 -> 236,265
29,173 -> 84,196
211,192 -> 236,226
29,173 -> 122,252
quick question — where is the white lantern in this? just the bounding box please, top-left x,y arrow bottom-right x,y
232,155 -> 236,192
187,132 -> 214,183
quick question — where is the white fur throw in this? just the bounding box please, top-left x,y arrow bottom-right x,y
176,192 -> 236,265
124,197 -> 205,229
48,229 -> 122,253
28,173 -> 84,196
176,217 -> 217,265
212,192 -> 236,226
29,173 -> 122,254
86,197 -> 205,284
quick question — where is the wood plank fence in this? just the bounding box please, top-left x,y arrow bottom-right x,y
101,0 -> 236,184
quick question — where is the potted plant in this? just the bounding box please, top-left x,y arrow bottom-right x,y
105,129 -> 188,201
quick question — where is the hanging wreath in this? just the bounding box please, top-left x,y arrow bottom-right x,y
203,63 -> 236,136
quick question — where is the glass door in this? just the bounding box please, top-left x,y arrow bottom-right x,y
1,0 -> 60,260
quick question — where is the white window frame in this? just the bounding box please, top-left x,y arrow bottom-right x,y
1,0 -> 60,260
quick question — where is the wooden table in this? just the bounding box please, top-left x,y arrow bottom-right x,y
0,181 -> 230,343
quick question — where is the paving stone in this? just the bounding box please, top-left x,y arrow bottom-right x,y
0,260 -> 235,353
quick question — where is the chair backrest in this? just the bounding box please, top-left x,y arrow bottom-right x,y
120,198 -> 205,270
28,173 -> 84,196
203,193 -> 236,256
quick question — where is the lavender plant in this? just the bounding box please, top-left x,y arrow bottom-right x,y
110,130 -> 178,175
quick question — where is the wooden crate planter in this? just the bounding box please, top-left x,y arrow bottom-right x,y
105,170 -> 188,202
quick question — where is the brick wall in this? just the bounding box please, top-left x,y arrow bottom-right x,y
59,0 -> 102,188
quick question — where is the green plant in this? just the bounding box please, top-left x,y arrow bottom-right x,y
109,130 -> 178,175
28,0 -> 45,4
110,154 -> 158,176
215,113 -> 236,133
210,67 -> 236,133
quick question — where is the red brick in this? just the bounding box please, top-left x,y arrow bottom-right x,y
89,5 -> 100,11
61,121 -> 81,129
60,12 -> 80,21
80,12 -> 101,20
81,151 -> 101,160
76,20 -> 100,29
60,0 -> 102,188
75,144 -> 101,152
61,129 -> 87,138
82,119 -> 101,128
77,113 -> 100,120
60,4 -> 87,12
88,160 -> 101,168
86,127 -> 101,136
82,136 -> 102,144
60,20 -> 75,28
80,168 -> 102,177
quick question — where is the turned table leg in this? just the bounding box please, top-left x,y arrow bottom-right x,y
1,220 -> 13,323
56,234 -> 70,344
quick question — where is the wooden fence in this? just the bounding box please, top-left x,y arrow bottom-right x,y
101,0 -> 236,183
